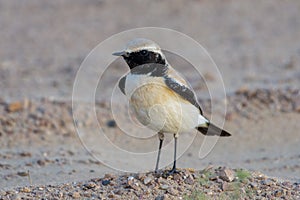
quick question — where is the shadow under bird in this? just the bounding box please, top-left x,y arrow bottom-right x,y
113,38 -> 231,174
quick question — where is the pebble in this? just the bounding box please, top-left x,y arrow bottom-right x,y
101,179 -> 110,186
19,152 -> 32,157
250,182 -> 258,189
114,189 -> 124,195
20,187 -> 31,193
71,191 -> 81,198
184,176 -> 194,185
83,182 -> 97,189
274,189 -> 284,197
218,168 -> 235,182
167,187 -> 178,196
37,159 -> 46,166
106,120 -> 116,128
160,184 -> 169,190
83,192 -> 92,198
17,171 -> 29,177
173,173 -> 182,182
144,177 -> 152,185
261,179 -> 273,186
104,173 -> 117,180
127,176 -> 139,190
155,195 -> 164,200
6,102 -> 23,112
222,182 -> 235,191
10,194 -> 22,200
236,86 -> 249,95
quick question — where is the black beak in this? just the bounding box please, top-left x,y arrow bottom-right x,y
112,51 -> 127,56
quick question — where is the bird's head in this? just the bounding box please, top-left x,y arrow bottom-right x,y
113,38 -> 167,69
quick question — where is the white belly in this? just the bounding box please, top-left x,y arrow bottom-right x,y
125,74 -> 201,134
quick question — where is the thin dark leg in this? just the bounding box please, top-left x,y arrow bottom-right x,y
168,134 -> 178,175
155,132 -> 164,173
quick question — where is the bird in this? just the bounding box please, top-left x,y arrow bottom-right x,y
113,38 -> 231,174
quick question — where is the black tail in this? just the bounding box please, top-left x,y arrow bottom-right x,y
197,123 -> 231,137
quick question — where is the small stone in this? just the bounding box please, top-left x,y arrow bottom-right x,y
114,189 -> 124,195
222,182 -> 235,191
160,184 -> 169,190
143,176 -> 152,185
102,179 -> 110,186
256,189 -> 261,194
250,182 -> 258,189
261,179 -> 273,186
187,168 -> 195,173
104,173 -> 116,180
17,171 -> 29,177
236,86 -> 249,95
127,176 -> 139,190
167,187 -> 178,196
107,194 -> 114,198
184,176 -> 194,185
7,101 -> 23,112
19,152 -> 32,157
157,177 -> 165,184
10,194 -> 22,200
71,191 -> 81,198
218,168 -> 235,182
137,173 -> 146,180
173,173 -> 182,182
155,195 -> 164,200
37,159 -> 46,166
106,120 -> 116,128
274,189 -> 284,197
177,187 -> 183,192
83,192 -> 92,198
20,187 -> 31,193
83,182 -> 97,189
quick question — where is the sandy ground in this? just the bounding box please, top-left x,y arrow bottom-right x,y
0,0 -> 300,198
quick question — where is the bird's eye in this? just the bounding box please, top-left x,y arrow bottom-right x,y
140,50 -> 149,56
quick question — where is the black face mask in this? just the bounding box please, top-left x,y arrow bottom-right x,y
124,50 -> 166,69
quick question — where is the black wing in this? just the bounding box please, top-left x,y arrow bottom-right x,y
118,76 -> 126,95
164,77 -> 203,115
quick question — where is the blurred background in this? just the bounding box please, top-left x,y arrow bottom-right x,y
1,0 -> 300,101
0,0 -> 299,189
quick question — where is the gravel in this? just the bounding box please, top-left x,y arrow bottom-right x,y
0,167 -> 299,199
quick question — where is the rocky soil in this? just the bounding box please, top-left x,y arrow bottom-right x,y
1,167 -> 299,200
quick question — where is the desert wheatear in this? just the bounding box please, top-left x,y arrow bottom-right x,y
113,38 -> 231,174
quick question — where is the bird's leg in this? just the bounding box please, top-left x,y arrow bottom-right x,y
155,132 -> 164,173
168,134 -> 179,175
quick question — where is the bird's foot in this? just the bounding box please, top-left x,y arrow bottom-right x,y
155,168 -> 163,175
167,168 -> 179,176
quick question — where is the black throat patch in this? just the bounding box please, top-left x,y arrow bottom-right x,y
124,50 -> 166,69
